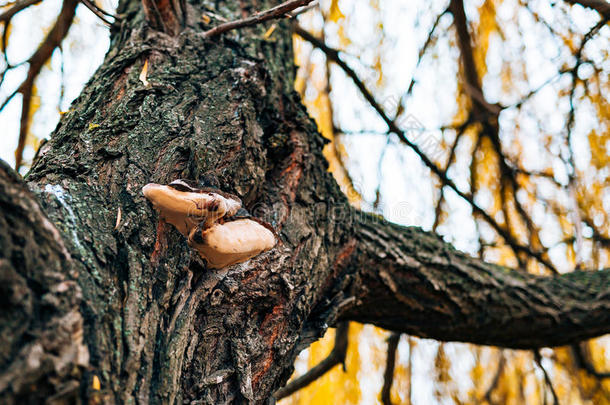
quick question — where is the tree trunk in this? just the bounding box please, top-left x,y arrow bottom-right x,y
0,0 -> 608,403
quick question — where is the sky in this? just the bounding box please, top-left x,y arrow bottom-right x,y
0,0 -> 115,167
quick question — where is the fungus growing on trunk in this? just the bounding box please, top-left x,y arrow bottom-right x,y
142,180 -> 242,236
142,180 -> 276,268
188,218 -> 277,268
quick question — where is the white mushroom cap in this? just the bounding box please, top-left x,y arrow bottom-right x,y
188,218 -> 277,268
142,183 -> 242,236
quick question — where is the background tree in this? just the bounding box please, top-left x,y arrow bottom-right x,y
0,0 -> 608,404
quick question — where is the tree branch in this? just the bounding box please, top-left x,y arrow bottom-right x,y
534,351 -> 559,405
381,332 -> 400,405
402,6 -> 449,102
433,118 -> 471,231
273,322 -> 349,400
13,0 -> 77,170
483,352 -> 505,403
571,342 -> 610,379
0,0 -> 41,23
450,0 -> 554,272
79,0 -> 114,26
294,24 -> 557,273
204,0 -> 314,38
6,1 -> 609,401
339,212 -> 610,349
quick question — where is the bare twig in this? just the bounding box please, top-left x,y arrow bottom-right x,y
288,0 -> 318,18
204,0 -> 314,38
83,0 -> 117,18
449,0 -> 485,111
295,24 -> 557,272
381,333 -> 401,405
273,322 -> 349,400
564,18 -> 607,268
1,19 -> 9,66
565,18 -> 608,170
582,217 -> 610,248
510,70 -> 567,109
323,50 -> 362,205
571,343 -> 610,379
14,0 -> 77,170
433,118 -> 471,231
373,137 -> 392,211
0,0 -> 41,22
402,7 -> 449,101
520,0 -> 561,36
58,44 -> 65,110
335,128 -> 391,136
483,352 -> 506,403
450,0 -> 555,272
0,87 -> 18,111
533,350 -> 559,405
1,0 -> 41,76
79,0 -> 114,25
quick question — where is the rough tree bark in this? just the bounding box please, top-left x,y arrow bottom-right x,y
0,0 -> 608,403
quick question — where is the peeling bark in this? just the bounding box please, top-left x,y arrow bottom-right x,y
0,0 -> 608,403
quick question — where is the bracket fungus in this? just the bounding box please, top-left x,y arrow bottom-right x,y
142,179 -> 277,268
188,218 -> 277,269
142,179 -> 242,236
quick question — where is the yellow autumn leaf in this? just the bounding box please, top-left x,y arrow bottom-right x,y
92,375 -> 101,390
263,24 -> 277,40
328,0 -> 344,22
139,60 -> 150,86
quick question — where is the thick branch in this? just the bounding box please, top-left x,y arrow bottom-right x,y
340,212 -> 610,349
